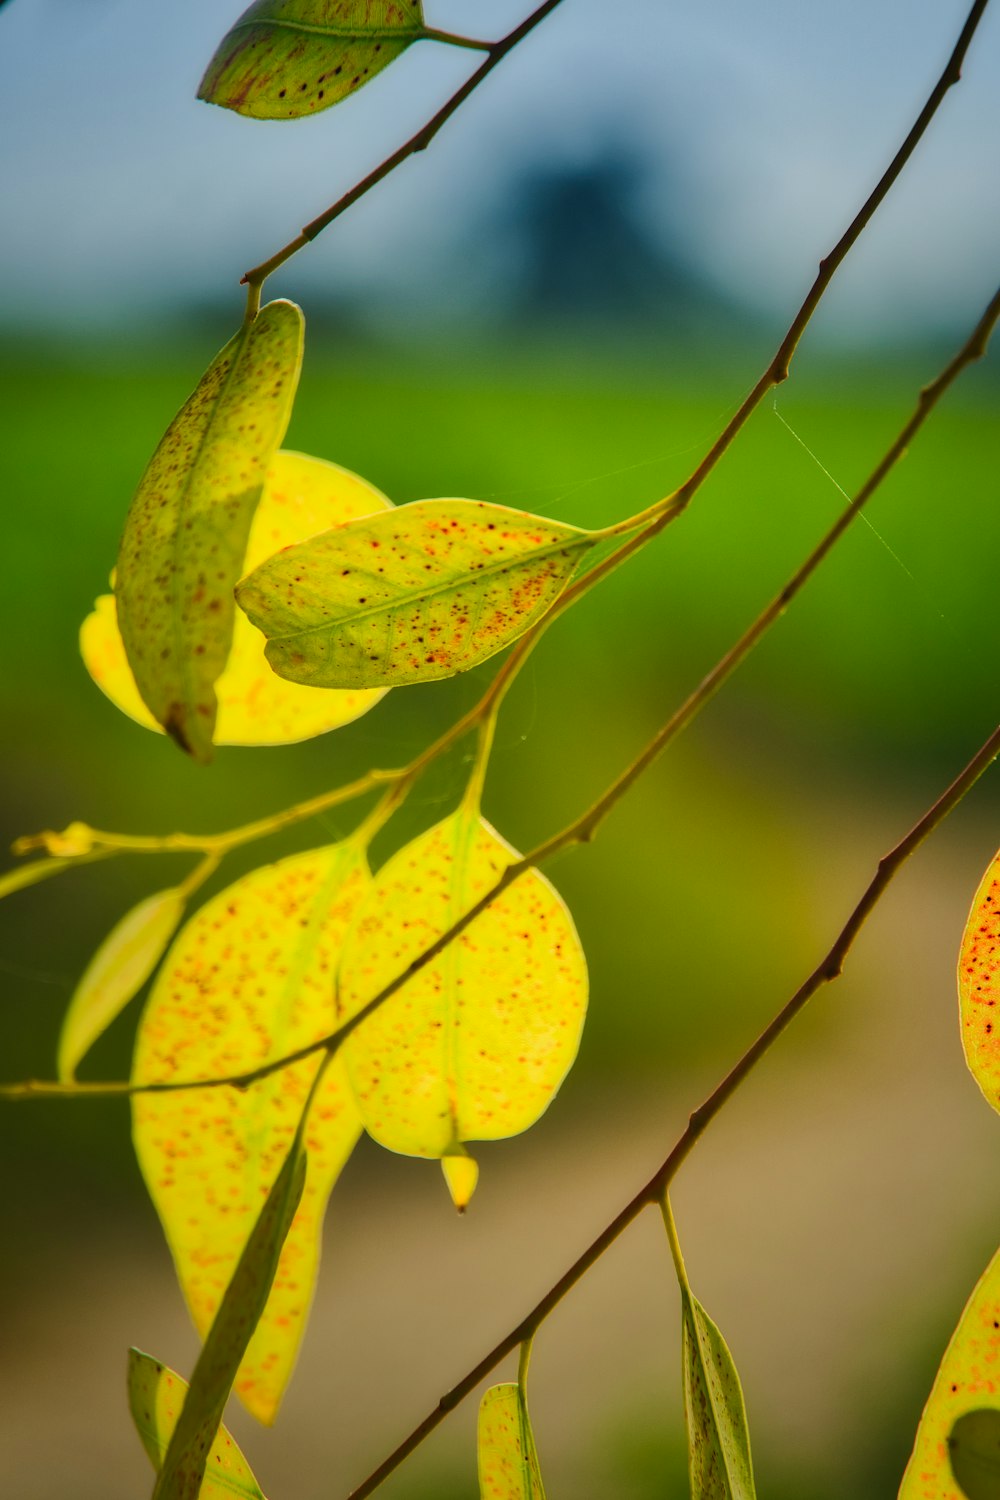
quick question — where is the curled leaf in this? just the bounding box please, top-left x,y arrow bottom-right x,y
958,851 -> 1000,1112
681,1288 -> 756,1499
199,0 -> 425,120
338,809 -> 587,1201
128,1350 -> 266,1499
116,300 -> 304,761
58,887 -> 185,1082
133,844 -> 368,1422
152,1141 -> 307,1499
236,499 -> 599,689
478,1383 -> 546,1499
899,1246 -> 1000,1499
84,450 -> 393,746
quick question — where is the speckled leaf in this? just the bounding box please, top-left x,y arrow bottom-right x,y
58,887 -> 185,1082
478,1383 -> 546,1499
338,809 -> 587,1206
84,450 -> 392,746
899,1246 -> 1000,1499
152,1139 -> 306,1500
236,499 -> 598,689
199,0 -> 424,120
958,852 -> 1000,1113
116,300 -> 304,761
682,1289 -> 756,1500
133,843 -> 367,1422
128,1350 -> 265,1499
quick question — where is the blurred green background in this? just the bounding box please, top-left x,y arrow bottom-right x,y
1,324 -> 999,1498
3,0 -> 1000,1494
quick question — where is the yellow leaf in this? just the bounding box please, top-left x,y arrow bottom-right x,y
339,811 -> 587,1199
132,843 -> 368,1423
58,887 -> 185,1081
82,450 -> 393,746
958,851 -> 1000,1112
478,1383 -> 546,1499
236,498 -> 599,689
128,1350 -> 266,1498
116,300 -> 304,761
899,1245 -> 1000,1498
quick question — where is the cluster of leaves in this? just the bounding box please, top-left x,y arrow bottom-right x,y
4,1 -> 1000,1497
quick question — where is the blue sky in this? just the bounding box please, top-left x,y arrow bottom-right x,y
1,0 -> 997,339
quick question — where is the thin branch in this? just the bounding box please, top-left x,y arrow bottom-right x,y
241,0 -> 568,293
345,715 -> 1000,1499
637,0 -> 990,525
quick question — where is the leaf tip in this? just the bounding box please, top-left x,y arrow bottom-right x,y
442,1150 -> 478,1212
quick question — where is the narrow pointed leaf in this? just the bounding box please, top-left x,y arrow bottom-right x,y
133,844 -> 367,1422
152,1140 -> 307,1500
682,1289 -> 756,1499
899,1246 -> 1000,1499
84,451 -> 392,746
236,499 -> 599,689
199,0 -> 425,120
116,300 -> 304,761
339,810 -> 587,1194
958,851 -> 1000,1112
478,1383 -> 546,1499
58,887 -> 185,1082
128,1350 -> 265,1499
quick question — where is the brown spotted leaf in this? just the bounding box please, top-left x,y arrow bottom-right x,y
338,808 -> 587,1206
899,1246 -> 1000,1499
958,851 -> 1000,1113
682,1289 -> 756,1499
199,0 -> 425,120
236,499 -> 599,689
116,300 -> 304,761
478,1383 -> 546,1499
152,1139 -> 306,1499
133,843 -> 367,1422
128,1350 -> 266,1499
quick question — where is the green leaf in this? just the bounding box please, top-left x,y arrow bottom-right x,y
152,1139 -> 307,1500
899,1246 -> 1000,1499
133,844 -> 367,1422
477,1383 -> 546,1499
682,1288 -> 756,1500
958,850 -> 1000,1112
58,887 -> 185,1082
338,809 -> 587,1207
198,0 -> 425,120
116,300 -> 304,762
127,1350 -> 266,1499
236,499 -> 598,689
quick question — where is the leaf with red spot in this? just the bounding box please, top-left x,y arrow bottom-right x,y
478,1383 -> 546,1499
235,499 -> 600,689
337,808 -> 587,1207
132,843 -> 367,1423
153,1138 -> 306,1500
199,0 -> 426,121
116,300 -> 304,761
681,1288 -> 756,1499
84,450 -> 393,747
899,1245 -> 1000,1499
958,851 -> 1000,1113
128,1350 -> 266,1499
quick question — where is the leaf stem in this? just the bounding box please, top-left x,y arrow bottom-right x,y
659,1194 -> 690,1294
419,28 -> 493,53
